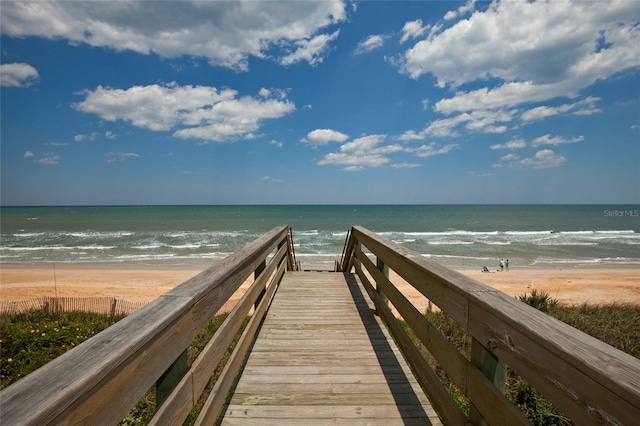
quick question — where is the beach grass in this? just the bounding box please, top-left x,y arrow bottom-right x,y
0,309 -> 126,390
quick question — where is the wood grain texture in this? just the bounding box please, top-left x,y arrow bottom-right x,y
218,271 -> 442,425
346,226 -> 640,425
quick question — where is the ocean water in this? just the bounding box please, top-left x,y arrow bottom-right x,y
1,205 -> 639,269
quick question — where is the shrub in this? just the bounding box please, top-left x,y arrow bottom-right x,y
517,289 -> 559,313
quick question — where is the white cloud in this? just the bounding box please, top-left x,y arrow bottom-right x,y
391,162 -> 420,169
521,97 -> 601,122
403,0 -> 638,85
531,134 -> 584,147
279,30 -> 340,66
24,151 -> 35,158
1,1 -> 347,71
444,0 -> 476,21
105,152 -> 139,163
0,63 -> 39,87
407,142 -> 459,158
490,139 -> 527,150
34,153 -> 61,166
519,150 -> 566,169
400,19 -> 428,44
355,34 -> 385,55
75,133 -> 98,142
399,109 -> 516,140
318,134 -> 403,171
302,129 -> 349,146
398,1 -> 636,147
74,83 -> 295,143
495,149 -> 566,169
262,176 -> 284,183
269,140 -> 283,148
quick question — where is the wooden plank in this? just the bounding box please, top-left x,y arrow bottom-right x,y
194,261 -> 286,426
219,271 -> 441,425
150,243 -> 288,425
356,246 -> 528,425
468,293 -> 640,425
348,226 -> 640,425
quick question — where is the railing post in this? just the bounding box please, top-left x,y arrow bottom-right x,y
156,350 -> 188,409
376,257 -> 389,309
469,338 -> 507,425
254,259 -> 267,309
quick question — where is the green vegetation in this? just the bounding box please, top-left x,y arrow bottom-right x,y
0,309 -> 126,389
1,309 -> 248,425
402,294 -> 639,425
517,288 -> 559,313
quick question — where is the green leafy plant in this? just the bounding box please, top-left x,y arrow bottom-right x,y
517,289 -> 559,313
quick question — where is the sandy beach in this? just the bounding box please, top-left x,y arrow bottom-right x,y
2,264 -> 638,315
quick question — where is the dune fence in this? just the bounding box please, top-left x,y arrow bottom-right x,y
0,297 -> 148,317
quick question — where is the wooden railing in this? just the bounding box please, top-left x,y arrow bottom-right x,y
339,226 -> 640,426
0,225 -> 297,426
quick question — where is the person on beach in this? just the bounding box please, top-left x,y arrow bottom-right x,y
499,259 -> 504,271
506,259 -> 510,271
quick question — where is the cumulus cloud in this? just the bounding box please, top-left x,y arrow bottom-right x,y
400,19 -> 429,44
521,97 -> 601,122
399,109 -> 515,140
316,134 -> 457,171
318,134 -> 403,171
302,129 -> 349,146
401,0 -> 638,88
1,1 -> 347,71
397,0 -> 638,141
0,63 -> 39,87
24,151 -> 35,158
443,0 -> 476,21
280,30 -> 341,66
355,34 -> 385,54
495,149 -> 566,169
74,83 -> 295,142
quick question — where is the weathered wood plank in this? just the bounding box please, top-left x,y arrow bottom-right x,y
345,226 -> 640,425
218,272 -> 441,425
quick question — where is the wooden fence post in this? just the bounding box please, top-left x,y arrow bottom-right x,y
469,337 -> 507,425
110,298 -> 117,318
156,350 -> 188,409
376,258 -> 389,309
254,259 -> 267,309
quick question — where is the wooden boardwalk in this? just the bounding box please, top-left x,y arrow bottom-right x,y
220,271 -> 442,425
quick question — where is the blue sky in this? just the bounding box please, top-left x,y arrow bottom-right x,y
1,0 -> 639,205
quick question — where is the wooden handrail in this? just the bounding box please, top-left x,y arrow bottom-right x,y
341,225 -> 640,425
0,225 -> 294,425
